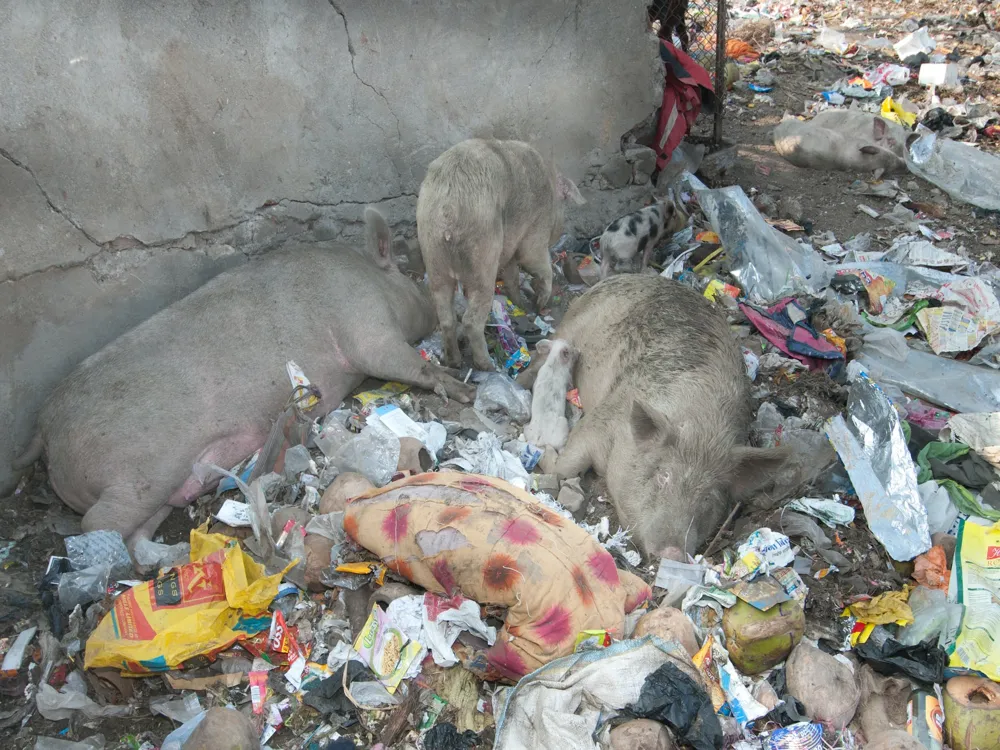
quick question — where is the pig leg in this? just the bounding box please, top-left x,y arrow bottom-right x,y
81,484 -> 168,547
462,279 -> 499,373
352,337 -> 476,403
555,414 -> 598,479
516,229 -> 554,311
500,262 -> 525,309
430,277 -> 461,368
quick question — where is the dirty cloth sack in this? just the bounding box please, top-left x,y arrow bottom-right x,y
344,473 -> 652,682
654,41 -> 716,171
494,637 -> 698,750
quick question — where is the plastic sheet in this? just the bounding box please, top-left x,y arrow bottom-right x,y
441,431 -> 531,484
34,737 -> 106,750
857,347 -> 1000,413
825,374 -> 931,561
474,373 -> 532,424
906,131 -> 1000,211
687,174 -> 829,302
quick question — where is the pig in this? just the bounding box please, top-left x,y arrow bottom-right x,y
529,274 -> 788,558
773,110 -> 910,175
12,207 -> 474,551
648,0 -> 691,51
416,139 -> 585,372
598,191 -> 688,278
523,339 -> 577,452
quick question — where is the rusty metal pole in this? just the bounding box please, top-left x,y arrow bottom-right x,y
713,0 -> 727,148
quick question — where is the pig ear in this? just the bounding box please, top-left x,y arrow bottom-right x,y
630,399 -> 675,446
558,345 -> 575,364
535,339 -> 552,355
557,174 -> 587,205
364,206 -> 394,270
872,116 -> 887,140
725,446 -> 791,500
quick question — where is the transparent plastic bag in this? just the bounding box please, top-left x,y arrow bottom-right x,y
906,131 -> 1000,211
474,373 -> 532,424
57,564 -> 110,611
64,531 -> 132,579
132,539 -> 190,570
858,347 -> 1000,413
896,586 -> 962,648
35,737 -> 106,750
330,420 -> 401,486
817,28 -> 849,54
685,174 -> 829,302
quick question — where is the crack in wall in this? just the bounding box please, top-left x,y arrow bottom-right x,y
3,192 -> 420,285
533,7 -> 575,68
328,0 -> 403,143
0,147 -> 103,248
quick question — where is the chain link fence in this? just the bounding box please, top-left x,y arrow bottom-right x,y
647,0 -> 727,145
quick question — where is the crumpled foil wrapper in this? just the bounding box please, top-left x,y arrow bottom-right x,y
825,374 -> 931,561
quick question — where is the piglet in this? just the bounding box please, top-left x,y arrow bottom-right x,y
524,339 -> 578,452
598,191 -> 687,278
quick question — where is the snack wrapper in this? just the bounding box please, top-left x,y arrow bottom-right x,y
352,604 -> 422,694
84,529 -> 292,674
948,519 -> 1000,680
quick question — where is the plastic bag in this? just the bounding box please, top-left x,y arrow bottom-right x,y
626,661 -> 723,750
160,710 -> 207,750
855,625 -> 947,684
474,373 -> 532,424
424,723 -> 480,750
133,539 -> 191,570
84,529 -> 290,674
329,420 -> 401,486
817,28 -> 849,54
897,586 -> 961,648
917,482 -> 959,535
906,131 -> 1000,211
57,564 -> 110,611
948,519 -> 1000,680
64,530 -> 132,580
35,737 -> 106,750
825,373 -> 931,561
35,682 -> 132,721
858,347 -> 1000,414
685,174 -> 829,303
441,431 -> 530,485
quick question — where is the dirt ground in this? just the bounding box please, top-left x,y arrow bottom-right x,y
3,4 -> 999,748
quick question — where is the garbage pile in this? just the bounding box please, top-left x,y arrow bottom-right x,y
6,5 -> 1000,750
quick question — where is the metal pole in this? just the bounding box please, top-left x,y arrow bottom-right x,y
713,0 -> 727,148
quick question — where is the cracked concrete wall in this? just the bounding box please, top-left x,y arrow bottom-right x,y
0,0 -> 660,494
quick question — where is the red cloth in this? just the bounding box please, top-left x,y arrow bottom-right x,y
654,41 -> 716,170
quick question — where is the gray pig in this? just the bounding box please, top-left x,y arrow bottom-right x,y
773,110 -> 910,174
535,275 -> 787,558
416,139 -> 585,372
13,208 -> 474,549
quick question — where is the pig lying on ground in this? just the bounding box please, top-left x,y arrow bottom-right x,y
13,208 -> 474,551
523,275 -> 788,558
773,110 -> 910,175
524,339 -> 577,452
416,139 -> 585,372
598,191 -> 688,278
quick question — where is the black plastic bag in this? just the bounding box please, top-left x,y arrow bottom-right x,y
626,661 -> 723,750
423,722 -> 480,750
855,626 -> 946,684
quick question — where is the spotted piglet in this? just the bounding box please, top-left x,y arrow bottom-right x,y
598,191 -> 687,278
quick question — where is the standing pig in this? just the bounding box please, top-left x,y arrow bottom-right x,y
12,208 -> 473,550
416,139 -> 585,372
546,275 -> 787,558
598,190 -> 688,278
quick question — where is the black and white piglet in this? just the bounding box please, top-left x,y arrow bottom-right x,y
598,191 -> 687,278
524,339 -> 578,452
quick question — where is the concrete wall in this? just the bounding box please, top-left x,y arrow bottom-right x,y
0,0 -> 661,493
